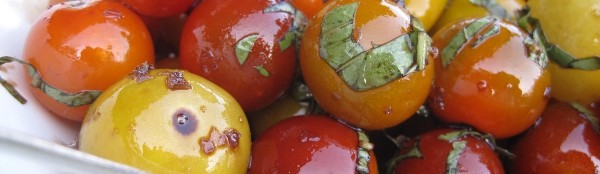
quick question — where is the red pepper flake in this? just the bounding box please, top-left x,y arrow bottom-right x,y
131,63 -> 154,83
199,127 -> 241,155
224,129 -> 241,148
166,71 -> 191,90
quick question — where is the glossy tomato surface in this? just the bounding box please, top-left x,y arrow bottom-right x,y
300,0 -> 435,130
249,115 -> 377,173
79,68 -> 251,173
391,129 -> 504,174
22,0 -> 154,121
529,0 -> 600,105
290,0 -> 323,19
430,0 -> 525,34
428,17 -> 550,138
405,0 -> 447,31
180,0 -> 301,112
511,102 -> 600,174
121,0 -> 195,17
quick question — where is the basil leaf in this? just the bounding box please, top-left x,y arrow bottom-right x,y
441,16 -> 495,68
235,34 -> 259,65
519,10 -> 600,70
319,2 -> 432,91
0,56 -> 101,107
254,65 -> 270,77
469,0 -> 508,19
446,141 -> 467,174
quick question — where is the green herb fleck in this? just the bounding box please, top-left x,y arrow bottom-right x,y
254,65 -> 270,77
519,10 -> 599,70
0,56 -> 101,107
441,16 -> 495,68
472,24 -> 500,47
570,103 -> 600,134
235,34 -> 259,65
446,141 -> 467,174
279,31 -> 294,52
468,0 -> 508,19
264,1 -> 307,52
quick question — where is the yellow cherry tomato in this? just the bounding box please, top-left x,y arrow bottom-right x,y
79,67 -> 251,173
247,94 -> 307,138
529,0 -> 600,105
430,0 -> 525,34
405,0 -> 448,31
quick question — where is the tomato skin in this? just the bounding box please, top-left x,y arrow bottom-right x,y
405,0 -> 447,31
23,0 -> 154,121
529,0 -> 600,105
510,102 -> 600,174
428,18 -> 550,138
300,0 -> 435,130
120,0 -> 195,17
79,69 -> 251,173
180,0 -> 298,112
247,94 -> 307,139
249,115 -> 378,173
289,0 -> 324,19
392,129 -> 504,174
430,0 -> 525,34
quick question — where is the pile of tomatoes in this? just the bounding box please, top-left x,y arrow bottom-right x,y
2,0 -> 600,173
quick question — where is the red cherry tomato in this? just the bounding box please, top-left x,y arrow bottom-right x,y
249,115 -> 378,173
180,0 -> 303,112
428,17 -> 551,138
390,129 -> 504,174
22,0 -> 154,121
120,0 -> 195,17
511,102 -> 600,173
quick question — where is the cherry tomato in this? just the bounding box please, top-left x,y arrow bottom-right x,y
79,66 -> 251,173
529,0 -> 600,105
249,115 -> 378,173
120,0 -> 195,17
405,0 -> 448,31
247,94 -> 306,139
300,0 -> 435,130
22,0 -> 154,121
430,0 -> 525,34
180,0 -> 304,112
390,129 -> 504,174
289,0 -> 324,19
510,102 -> 600,173
428,17 -> 550,138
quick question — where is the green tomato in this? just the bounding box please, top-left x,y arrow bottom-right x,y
79,66 -> 251,173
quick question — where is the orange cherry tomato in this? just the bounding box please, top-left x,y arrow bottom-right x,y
428,17 -> 551,138
290,0 -> 324,19
120,0 -> 195,17
300,0 -> 435,130
22,0 -> 154,121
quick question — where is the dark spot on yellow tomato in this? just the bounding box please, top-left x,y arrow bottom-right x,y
172,109 -> 197,136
